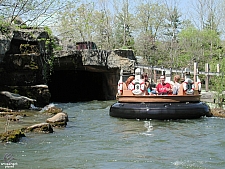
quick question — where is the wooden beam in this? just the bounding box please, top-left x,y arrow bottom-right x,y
118,95 -> 201,103
205,63 -> 209,92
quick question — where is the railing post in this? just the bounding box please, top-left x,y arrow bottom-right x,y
161,66 -> 164,75
154,69 -> 157,84
194,62 -> 197,83
217,64 -> 220,76
165,69 -> 172,82
205,63 -> 209,92
181,68 -> 184,78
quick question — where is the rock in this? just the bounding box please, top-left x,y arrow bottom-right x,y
211,108 -> 225,118
25,123 -> 53,133
0,110 -> 27,118
6,115 -> 20,121
28,85 -> 51,107
81,49 -> 137,73
0,27 -> 52,108
0,32 -> 13,62
46,112 -> 68,127
1,85 -> 51,108
107,49 -> 137,73
13,28 -> 49,42
41,106 -> 63,115
0,130 -> 25,143
0,91 -> 36,109
0,107 -> 13,112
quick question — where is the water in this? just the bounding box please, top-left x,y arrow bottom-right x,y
0,100 -> 225,169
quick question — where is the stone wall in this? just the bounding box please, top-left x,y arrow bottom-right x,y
0,28 -> 51,108
0,27 -> 137,108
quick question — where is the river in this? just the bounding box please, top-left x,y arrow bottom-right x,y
0,100 -> 225,169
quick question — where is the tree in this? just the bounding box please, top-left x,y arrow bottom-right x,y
210,58 -> 225,108
92,0 -> 113,50
56,1 -> 115,50
189,0 -> 222,31
0,0 -> 64,27
178,26 -> 222,71
112,0 -> 134,49
178,27 -> 203,69
134,2 -> 167,65
56,2 -> 96,43
91,10 -> 113,50
163,5 -> 182,68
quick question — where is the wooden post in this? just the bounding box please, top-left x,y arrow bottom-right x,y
150,66 -> 153,83
217,64 -> 220,76
165,69 -> 171,82
193,62 -> 197,83
205,63 -> 209,92
181,68 -> 184,78
194,63 -> 199,95
161,67 -> 164,75
184,67 -> 190,79
154,69 -> 157,84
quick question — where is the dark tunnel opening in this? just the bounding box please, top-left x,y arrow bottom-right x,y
48,70 -> 107,103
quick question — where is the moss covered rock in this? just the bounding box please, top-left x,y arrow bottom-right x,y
211,108 -> 225,118
0,130 -> 25,143
25,123 -> 53,133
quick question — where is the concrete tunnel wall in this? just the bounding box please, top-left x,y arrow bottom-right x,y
48,69 -> 119,102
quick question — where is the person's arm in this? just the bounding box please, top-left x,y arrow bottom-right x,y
156,84 -> 161,95
166,83 -> 172,94
172,85 -> 177,95
156,84 -> 159,92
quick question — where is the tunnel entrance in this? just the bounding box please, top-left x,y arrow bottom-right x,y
48,70 -> 108,103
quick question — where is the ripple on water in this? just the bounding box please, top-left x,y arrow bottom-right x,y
1,101 -> 225,169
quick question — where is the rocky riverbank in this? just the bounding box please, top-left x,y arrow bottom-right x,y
1,103 -> 225,143
0,104 -> 68,143
211,108 -> 225,118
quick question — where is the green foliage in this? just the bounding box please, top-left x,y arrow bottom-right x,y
0,16 -> 11,34
40,26 -> 62,81
44,26 -> 53,36
211,75 -> 225,108
164,7 -> 182,40
178,27 -> 222,71
134,3 -> 167,61
210,58 -> 225,108
13,89 -> 19,94
19,25 -> 30,29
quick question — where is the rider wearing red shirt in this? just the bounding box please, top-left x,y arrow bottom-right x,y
156,75 -> 172,95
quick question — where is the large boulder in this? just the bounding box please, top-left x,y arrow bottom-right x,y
25,123 -> 53,133
41,104 -> 63,115
0,129 -> 25,143
46,112 -> 68,127
0,91 -> 36,109
0,27 -> 52,108
81,49 -> 137,73
0,31 -> 13,63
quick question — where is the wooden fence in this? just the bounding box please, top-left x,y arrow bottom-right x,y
136,62 -> 222,92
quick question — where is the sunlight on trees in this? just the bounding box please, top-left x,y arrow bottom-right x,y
1,0 -> 225,73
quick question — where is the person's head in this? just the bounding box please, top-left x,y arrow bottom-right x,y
156,79 -> 160,85
180,77 -> 185,83
141,73 -> 148,81
160,75 -> 165,83
174,75 -> 180,82
126,76 -> 134,86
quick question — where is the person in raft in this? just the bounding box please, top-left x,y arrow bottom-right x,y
126,75 -> 135,90
156,75 -> 172,95
172,74 -> 181,95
